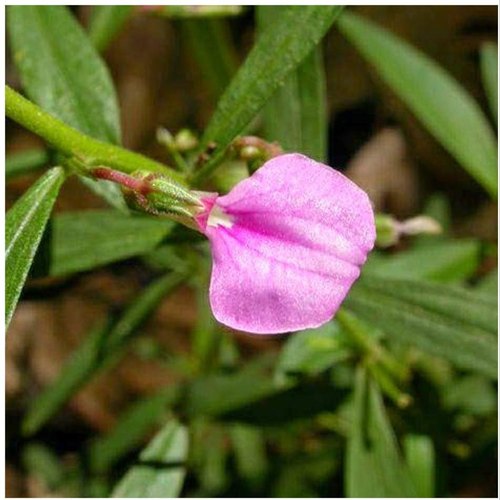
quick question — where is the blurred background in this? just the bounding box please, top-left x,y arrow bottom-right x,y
6,5 -> 498,497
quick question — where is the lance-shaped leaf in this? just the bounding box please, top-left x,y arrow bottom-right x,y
89,387 -> 180,473
111,419 -> 189,498
34,210 -> 174,277
258,6 -> 328,162
7,5 -> 125,208
182,18 -> 238,99
480,42 -> 498,124
88,5 -> 134,52
345,276 -> 497,378
194,6 -> 343,182
345,368 -> 417,497
6,167 -> 65,328
338,12 -> 498,198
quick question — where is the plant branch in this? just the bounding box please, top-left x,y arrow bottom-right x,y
5,85 -> 186,185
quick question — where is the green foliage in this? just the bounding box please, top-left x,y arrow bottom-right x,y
182,19 -> 237,99
5,7 -> 498,498
403,435 -> 435,498
111,419 -> 188,498
480,42 -> 498,124
5,167 -> 65,327
37,210 -> 174,276
89,388 -> 180,473
345,276 -> 498,378
22,443 -> 66,492
346,368 -> 417,497
230,425 -> 268,490
258,7 -> 328,161
275,321 -> 351,382
8,5 -> 125,208
364,239 -> 481,283
338,12 -> 498,198
194,6 -> 343,182
22,273 -> 185,435
8,6 -> 120,142
6,148 -> 49,179
88,5 -> 134,52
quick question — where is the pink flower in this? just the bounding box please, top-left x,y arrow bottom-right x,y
195,153 -> 375,334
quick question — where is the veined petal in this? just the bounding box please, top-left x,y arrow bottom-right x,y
202,153 -> 376,334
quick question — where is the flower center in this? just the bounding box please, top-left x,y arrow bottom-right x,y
207,203 -> 234,228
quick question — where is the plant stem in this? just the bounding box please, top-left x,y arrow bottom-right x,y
336,308 -> 409,381
5,85 -> 186,185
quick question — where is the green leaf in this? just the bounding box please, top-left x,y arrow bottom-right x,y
403,435 -> 435,498
364,239 -> 481,283
22,443 -> 66,491
442,375 -> 497,416
480,42 -> 498,124
89,387 -> 180,473
8,5 -> 121,143
111,419 -> 188,498
35,210 -> 174,277
338,12 -> 498,198
345,276 -> 497,378
22,273 -> 184,435
275,321 -> 350,383
88,5 -> 134,52
345,368 -> 417,497
7,5 -> 125,208
296,47 -> 328,161
230,425 -> 268,489
222,380 -> 348,427
6,167 -> 65,328
476,269 -> 498,298
184,353 -> 348,426
184,357 -> 276,418
182,19 -> 237,99
258,7 -> 328,162
194,6 -> 343,182
6,148 -> 49,179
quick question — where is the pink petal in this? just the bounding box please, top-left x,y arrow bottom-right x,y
200,153 -> 375,334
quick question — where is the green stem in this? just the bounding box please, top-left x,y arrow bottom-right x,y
336,309 -> 409,381
367,361 -> 412,409
5,85 -> 186,185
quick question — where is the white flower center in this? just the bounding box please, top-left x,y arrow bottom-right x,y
207,203 -> 234,228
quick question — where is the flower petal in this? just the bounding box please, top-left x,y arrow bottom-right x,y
204,153 -> 375,334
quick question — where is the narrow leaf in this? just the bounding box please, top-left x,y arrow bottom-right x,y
35,210 -> 174,277
6,167 -> 65,328
230,425 -> 268,489
88,5 -> 134,52
364,239 -> 481,283
476,269 -> 498,298
111,419 -> 189,498
403,435 -> 435,498
480,42 -> 498,124
345,276 -> 497,378
194,6 -> 343,182
182,19 -> 237,99
338,12 -> 498,198
22,443 -> 66,491
258,7 -> 328,161
275,321 -> 350,383
8,5 -> 125,208
345,368 -> 416,497
22,273 -> 184,435
89,387 -> 179,473
296,47 -> 328,161
6,148 -> 49,179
